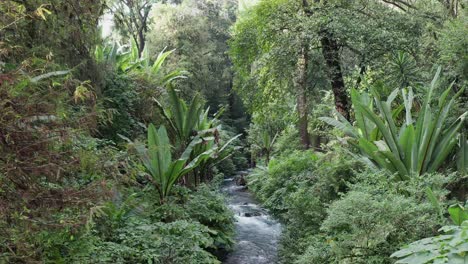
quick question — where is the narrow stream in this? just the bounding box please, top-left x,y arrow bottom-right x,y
221,174 -> 281,264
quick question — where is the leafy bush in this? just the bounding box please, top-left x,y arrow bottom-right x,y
248,147 -> 360,219
391,203 -> 468,264
66,185 -> 234,264
272,125 -> 301,156
185,185 -> 235,251
247,150 -> 319,217
97,73 -> 141,142
77,219 -> 219,264
295,171 -> 449,264
246,147 -> 362,263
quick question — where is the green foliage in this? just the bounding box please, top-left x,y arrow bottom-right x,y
229,0 -> 422,117
248,147 -> 360,220
79,219 -> 220,264
184,186 -> 235,250
148,0 -> 237,112
458,131 -> 468,175
97,73 -> 141,141
246,147 -> 362,263
250,130 -> 278,163
70,185 -> 234,264
155,87 -> 216,148
387,51 -> 420,89
135,124 -> 212,203
296,171 -> 448,264
321,69 -> 467,177
391,204 -> 468,264
154,86 -> 242,182
248,143 -> 452,264
448,203 -> 468,226
215,125 -> 249,175
247,150 -> 319,217
320,192 -> 438,263
95,40 -> 187,84
272,125 -> 302,156
436,13 -> 468,84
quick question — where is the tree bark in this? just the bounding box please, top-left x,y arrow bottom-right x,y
321,33 -> 350,120
295,43 -> 311,149
137,30 -> 146,58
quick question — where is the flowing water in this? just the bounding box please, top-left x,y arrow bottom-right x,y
221,175 -> 281,264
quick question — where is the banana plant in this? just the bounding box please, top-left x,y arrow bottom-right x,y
154,87 -> 223,148
190,129 -> 242,184
135,124 -> 212,203
95,40 -> 186,85
251,131 -> 278,164
320,68 -> 467,178
154,87 -> 241,183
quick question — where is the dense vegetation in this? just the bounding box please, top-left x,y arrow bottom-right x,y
0,0 -> 466,263
234,1 -> 467,263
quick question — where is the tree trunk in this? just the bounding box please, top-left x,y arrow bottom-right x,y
321,33 -> 350,120
295,43 -> 310,149
137,30 -> 146,58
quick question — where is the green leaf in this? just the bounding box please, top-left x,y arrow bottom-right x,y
448,204 -> 468,226
399,124 -> 415,173
425,187 -> 444,223
318,116 -> 357,138
152,49 -> 175,75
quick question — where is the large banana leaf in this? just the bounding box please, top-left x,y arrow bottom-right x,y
136,125 -> 213,203
156,87 -> 218,148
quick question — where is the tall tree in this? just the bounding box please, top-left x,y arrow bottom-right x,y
147,0 -> 246,127
111,0 -> 155,57
320,32 -> 350,120
295,0 -> 311,148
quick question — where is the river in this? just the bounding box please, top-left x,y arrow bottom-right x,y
221,175 -> 281,264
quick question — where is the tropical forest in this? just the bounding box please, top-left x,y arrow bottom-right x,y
0,0 -> 467,263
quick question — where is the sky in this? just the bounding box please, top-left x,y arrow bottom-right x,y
100,12 -> 114,38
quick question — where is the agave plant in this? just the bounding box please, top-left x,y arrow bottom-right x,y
135,124 -> 212,203
320,68 -> 467,178
457,131 -> 468,175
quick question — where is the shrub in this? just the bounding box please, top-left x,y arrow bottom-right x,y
97,73 -> 141,142
75,219 -> 219,264
273,125 -> 301,156
391,203 -> 468,264
247,150 -> 319,217
246,147 -> 361,263
79,185 -> 235,263
185,185 -> 235,251
279,149 -> 361,263
297,171 -> 449,264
